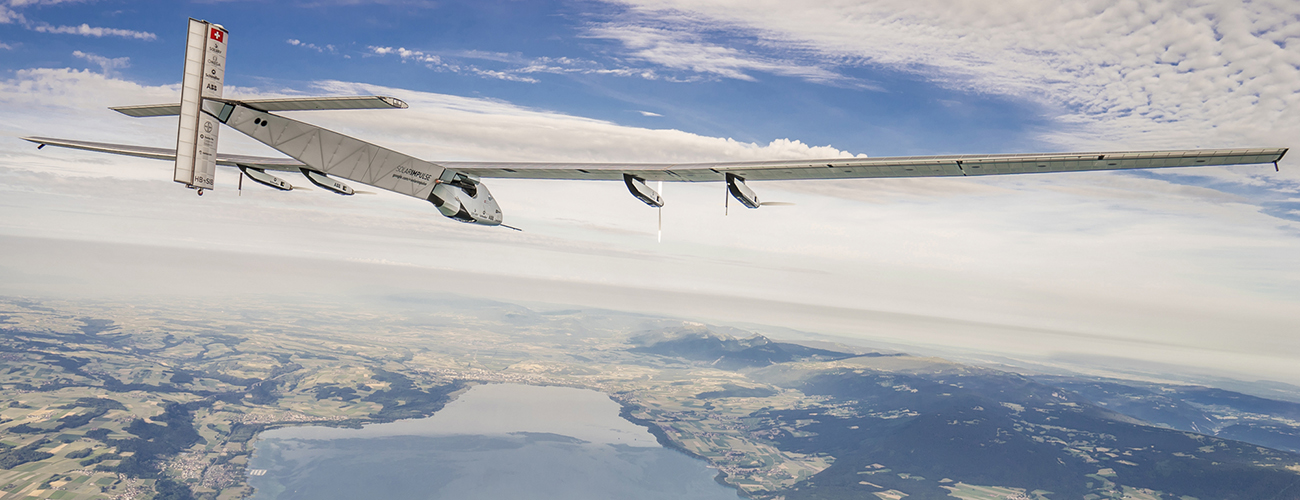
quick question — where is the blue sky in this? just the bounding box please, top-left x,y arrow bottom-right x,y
1,0 -> 1299,384
1,0 -> 1052,155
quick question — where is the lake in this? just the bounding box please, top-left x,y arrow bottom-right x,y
247,383 -> 739,500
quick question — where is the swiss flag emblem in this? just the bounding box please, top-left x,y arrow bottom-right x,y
210,28 -> 224,43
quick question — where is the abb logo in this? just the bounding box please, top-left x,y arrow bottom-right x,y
210,28 -> 225,43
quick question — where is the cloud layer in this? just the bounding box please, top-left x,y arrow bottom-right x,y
1,66 -> 1298,384
1,1 -> 1297,384
600,0 -> 1300,152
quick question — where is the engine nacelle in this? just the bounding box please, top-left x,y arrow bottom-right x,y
623,174 -> 664,207
301,169 -> 354,195
726,173 -> 761,209
238,165 -> 293,191
427,171 -> 503,226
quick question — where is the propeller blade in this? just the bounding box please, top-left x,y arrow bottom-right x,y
658,181 -> 664,243
759,201 -> 795,206
501,224 -> 523,231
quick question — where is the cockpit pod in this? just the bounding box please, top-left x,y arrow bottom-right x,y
427,170 -> 502,226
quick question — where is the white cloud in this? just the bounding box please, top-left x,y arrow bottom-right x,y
367,46 -> 669,83
637,110 -> 662,117
292,79 -> 863,162
370,46 -> 440,63
2,0 -> 153,39
0,6 -> 23,24
3,0 -> 95,24
287,39 -> 336,53
585,22 -> 861,86
369,46 -> 539,82
7,0 -> 93,6
0,41 -> 12,49
72,50 -> 128,76
31,22 -> 156,40
470,68 -> 538,83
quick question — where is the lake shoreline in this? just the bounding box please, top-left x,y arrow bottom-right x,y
244,383 -> 739,500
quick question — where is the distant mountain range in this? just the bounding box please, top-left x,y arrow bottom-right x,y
630,324 -> 883,370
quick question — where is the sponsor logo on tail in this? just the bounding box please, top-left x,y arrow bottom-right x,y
174,19 -> 227,192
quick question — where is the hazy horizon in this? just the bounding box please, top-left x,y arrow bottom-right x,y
5,234 -> 1297,392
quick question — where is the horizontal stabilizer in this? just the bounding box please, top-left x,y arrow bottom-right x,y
112,96 -> 408,117
114,103 -> 181,117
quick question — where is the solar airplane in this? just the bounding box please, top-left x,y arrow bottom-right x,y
24,19 -> 1289,229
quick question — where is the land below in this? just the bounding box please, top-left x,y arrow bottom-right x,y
2,295 -> 1299,500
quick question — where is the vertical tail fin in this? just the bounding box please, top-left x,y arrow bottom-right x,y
174,18 -> 228,191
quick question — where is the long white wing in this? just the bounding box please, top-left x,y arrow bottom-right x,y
23,136 -> 303,170
443,149 -> 1288,182
24,136 -> 1286,182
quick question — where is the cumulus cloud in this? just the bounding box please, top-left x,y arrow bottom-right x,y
602,0 -> 1300,154
370,46 -> 440,63
0,6 -> 22,24
287,38 -> 336,53
72,50 -> 128,76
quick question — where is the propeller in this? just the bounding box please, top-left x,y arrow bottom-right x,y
657,180 -> 663,243
726,188 -> 794,213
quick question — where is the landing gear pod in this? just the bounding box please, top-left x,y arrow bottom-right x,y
238,166 -> 292,191
300,169 -> 354,195
726,173 -> 761,209
623,174 -> 664,207
427,171 -> 503,226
